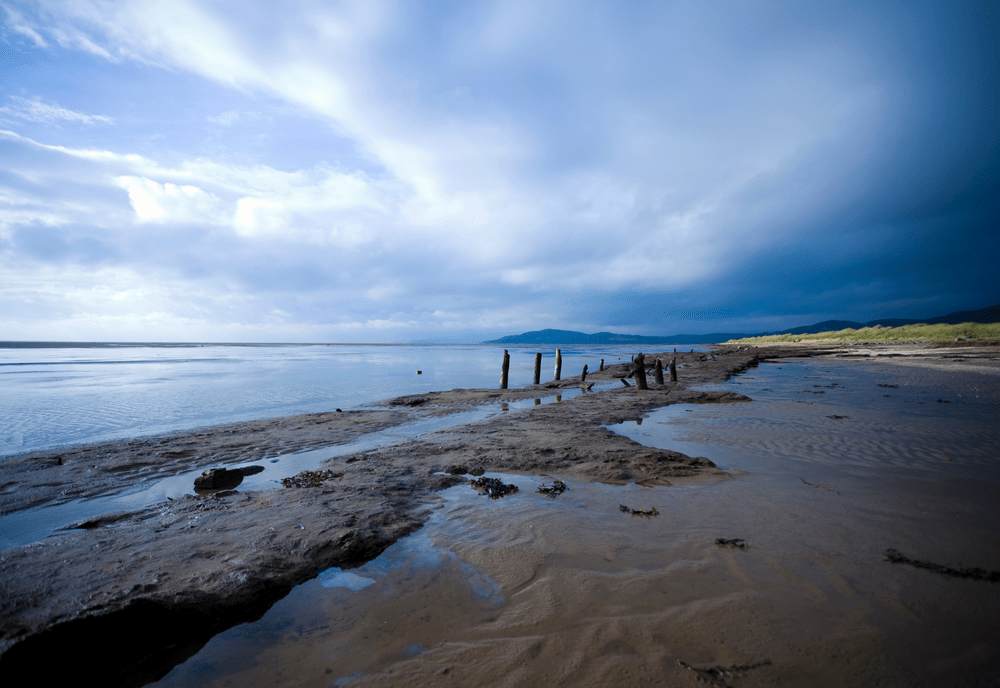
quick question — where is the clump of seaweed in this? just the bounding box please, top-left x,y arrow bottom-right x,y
619,504 -> 658,517
715,538 -> 748,550
677,659 -> 771,686
537,480 -> 567,496
471,476 -> 519,499
884,549 -> 1000,582
281,469 -> 344,488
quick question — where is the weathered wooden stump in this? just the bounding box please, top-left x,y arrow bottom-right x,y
533,352 -> 542,385
554,348 -> 562,381
581,364 -> 588,382
634,353 -> 648,390
654,358 -> 664,385
500,349 -> 510,389
669,356 -> 677,382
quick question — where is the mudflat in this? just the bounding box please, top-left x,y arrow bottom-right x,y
1,344 -> 998,686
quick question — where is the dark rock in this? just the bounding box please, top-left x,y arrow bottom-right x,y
193,468 -> 243,491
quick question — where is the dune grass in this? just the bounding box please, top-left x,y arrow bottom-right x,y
727,322 -> 1000,344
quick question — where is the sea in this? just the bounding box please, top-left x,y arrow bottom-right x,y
0,343 -> 701,458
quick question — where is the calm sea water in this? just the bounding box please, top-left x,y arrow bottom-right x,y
0,343 -> 690,458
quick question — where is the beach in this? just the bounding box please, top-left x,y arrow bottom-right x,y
1,344 -> 998,686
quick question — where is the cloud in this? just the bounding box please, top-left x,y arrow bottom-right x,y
207,110 -> 241,126
117,176 -> 225,223
0,1 -> 996,341
0,96 -> 114,125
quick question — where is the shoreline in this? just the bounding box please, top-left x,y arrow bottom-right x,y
1,343 -> 997,684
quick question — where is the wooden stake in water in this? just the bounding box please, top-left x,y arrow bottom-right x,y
654,358 -> 664,385
599,359 -> 604,371
500,349 -> 510,389
534,352 -> 542,385
581,364 -> 588,383
554,349 -> 562,381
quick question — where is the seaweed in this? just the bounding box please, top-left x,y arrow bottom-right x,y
537,480 -> 567,496
470,477 -> 519,499
715,538 -> 748,550
884,549 -> 1000,582
677,659 -> 771,687
281,469 -> 344,488
619,504 -> 658,517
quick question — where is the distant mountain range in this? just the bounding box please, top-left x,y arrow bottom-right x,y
483,305 -> 1000,345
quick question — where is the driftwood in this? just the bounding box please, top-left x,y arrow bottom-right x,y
581,364 -> 588,382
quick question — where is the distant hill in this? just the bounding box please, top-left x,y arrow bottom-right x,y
777,320 -> 865,336
484,305 -> 999,345
866,304 -> 1000,328
484,329 -> 749,345
784,305 -> 1000,335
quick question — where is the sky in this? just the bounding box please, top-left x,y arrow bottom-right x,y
0,0 -> 996,343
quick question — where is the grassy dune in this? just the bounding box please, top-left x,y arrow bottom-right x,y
727,322 -> 1000,344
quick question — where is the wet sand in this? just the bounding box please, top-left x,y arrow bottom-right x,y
1,344 -> 999,686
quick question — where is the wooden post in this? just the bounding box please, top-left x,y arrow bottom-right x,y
554,348 -> 562,381
500,349 -> 510,389
634,353 -> 648,390
669,356 -> 677,382
654,358 -> 664,385
599,359 -> 604,371
581,364 -> 588,382
533,352 -> 542,385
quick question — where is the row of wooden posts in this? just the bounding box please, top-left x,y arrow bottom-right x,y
499,349 -> 677,389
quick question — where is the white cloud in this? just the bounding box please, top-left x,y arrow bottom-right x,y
0,96 -> 114,125
117,176 -> 226,224
234,196 -> 285,235
207,109 -> 242,126
2,129 -> 394,246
